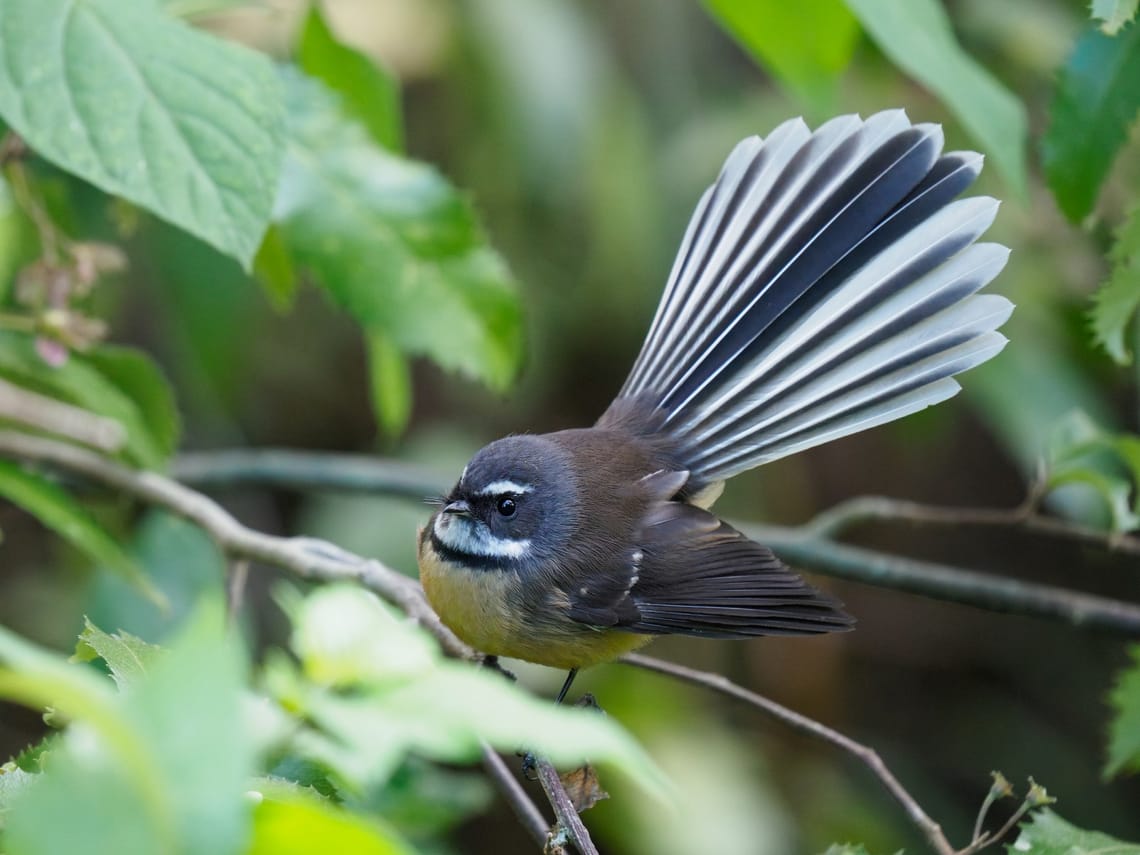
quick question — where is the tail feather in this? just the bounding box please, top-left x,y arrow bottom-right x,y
600,111 -> 1012,484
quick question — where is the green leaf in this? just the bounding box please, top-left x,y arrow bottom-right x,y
0,332 -> 169,467
1091,203 -> 1140,364
1009,808 -> 1140,854
253,225 -> 299,311
72,618 -> 162,691
274,68 -> 523,392
298,5 -> 403,151
249,797 -> 417,855
87,511 -> 227,643
367,331 -> 412,438
1092,0 -> 1140,34
0,0 -> 285,268
845,0 -> 1028,195
124,604 -> 252,855
0,765 -> 36,829
281,586 -> 668,800
0,460 -> 163,602
1106,645 -> 1140,778
702,0 -> 858,110
1,603 -> 254,855
84,346 -> 181,461
1042,23 -> 1140,222
1046,411 -> 1140,531
1047,463 -> 1140,532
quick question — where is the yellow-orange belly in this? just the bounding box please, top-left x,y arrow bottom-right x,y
417,528 -> 652,670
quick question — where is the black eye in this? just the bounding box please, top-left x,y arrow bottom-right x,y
496,495 -> 517,517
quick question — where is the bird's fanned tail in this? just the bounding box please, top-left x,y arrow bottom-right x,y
600,110 -> 1012,485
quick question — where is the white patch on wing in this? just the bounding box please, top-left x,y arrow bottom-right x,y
433,512 -> 531,559
475,480 -> 533,496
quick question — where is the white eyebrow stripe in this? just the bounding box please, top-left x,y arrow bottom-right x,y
475,480 -> 533,496
433,515 -> 532,559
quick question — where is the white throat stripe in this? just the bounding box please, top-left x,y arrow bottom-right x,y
475,480 -> 533,497
433,514 -> 531,559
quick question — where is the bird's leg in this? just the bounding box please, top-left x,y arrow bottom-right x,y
521,668 -> 582,778
555,668 -> 579,705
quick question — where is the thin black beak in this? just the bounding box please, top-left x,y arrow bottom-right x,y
442,499 -> 472,518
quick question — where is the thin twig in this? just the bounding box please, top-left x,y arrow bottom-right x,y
226,559 -> 249,627
481,744 -> 551,847
620,653 -> 957,855
170,448 -> 1140,635
806,494 -> 1140,557
173,449 -> 449,500
743,524 -> 1140,635
0,378 -> 126,452
0,430 -> 578,853
534,757 -> 598,855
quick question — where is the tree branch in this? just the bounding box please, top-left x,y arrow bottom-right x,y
481,745 -> 551,848
0,430 -> 584,850
172,447 -> 1140,636
173,448 -> 448,501
0,431 -> 1070,854
804,494 -> 1140,557
740,524 -> 1140,635
621,653 -> 957,855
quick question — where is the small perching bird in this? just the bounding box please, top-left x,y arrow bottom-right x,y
418,110 -> 1012,699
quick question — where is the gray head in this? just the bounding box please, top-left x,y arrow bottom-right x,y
430,435 -> 578,570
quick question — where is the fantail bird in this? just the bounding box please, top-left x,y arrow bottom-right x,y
418,110 -> 1012,699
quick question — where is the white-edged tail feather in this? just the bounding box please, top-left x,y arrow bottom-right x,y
599,111 -> 1012,484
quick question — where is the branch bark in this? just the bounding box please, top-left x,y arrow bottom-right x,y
621,653 -> 957,855
0,430 -> 585,850
172,447 -> 1140,636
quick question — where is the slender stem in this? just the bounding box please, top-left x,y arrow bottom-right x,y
743,524 -> 1140,635
226,559 -> 249,626
806,494 -> 1140,557
4,159 -> 64,264
172,449 -> 450,500
534,756 -> 599,855
170,448 -> 1140,635
0,431 -> 578,853
620,653 -> 956,855
481,744 -> 551,847
0,378 -> 126,452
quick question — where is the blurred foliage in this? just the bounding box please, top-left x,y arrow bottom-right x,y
1042,22 -> 1140,223
0,0 -> 1138,853
1011,809 -> 1140,854
0,585 -> 661,854
1106,646 -> 1140,779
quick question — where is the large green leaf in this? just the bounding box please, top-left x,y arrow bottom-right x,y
1042,23 -> 1140,222
87,511 -> 227,644
297,5 -> 403,151
0,765 -> 35,830
274,69 -> 523,391
702,0 -> 858,110
1,604 -> 254,855
0,0 -> 284,268
1091,204 -> 1140,365
1106,645 -> 1140,779
0,460 -> 160,600
845,0 -> 1027,195
1009,809 -> 1140,854
1092,0 -> 1140,35
249,797 -> 416,855
366,331 -> 412,439
277,585 -> 667,799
